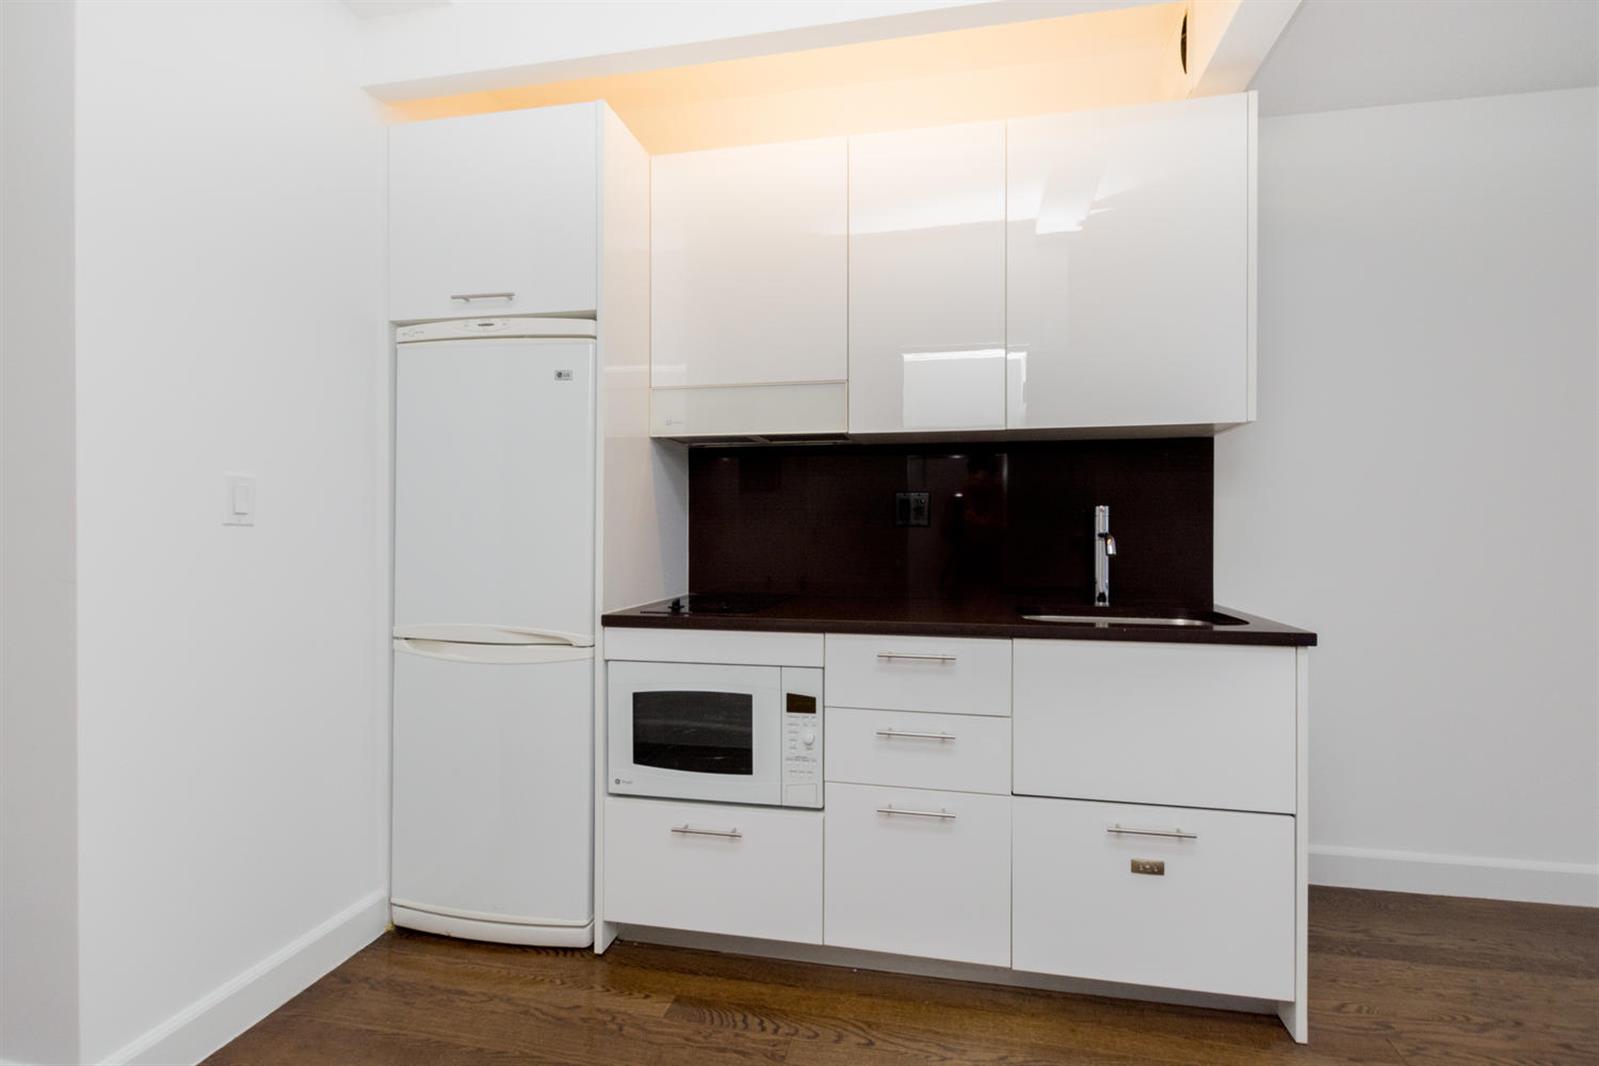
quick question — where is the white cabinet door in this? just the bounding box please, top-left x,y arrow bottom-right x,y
1012,640 -> 1296,814
603,797 -> 823,943
825,634 -> 1011,716
1007,93 -> 1254,429
848,122 -> 1006,433
825,707 -> 1011,795
825,784 -> 1010,966
1013,798 -> 1294,1000
651,139 -> 848,390
389,104 -> 598,322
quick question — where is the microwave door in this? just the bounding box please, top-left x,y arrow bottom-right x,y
608,663 -> 783,806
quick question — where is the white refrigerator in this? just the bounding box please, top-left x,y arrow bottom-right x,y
391,317 -> 597,947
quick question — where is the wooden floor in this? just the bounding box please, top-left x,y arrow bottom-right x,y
207,887 -> 1597,1066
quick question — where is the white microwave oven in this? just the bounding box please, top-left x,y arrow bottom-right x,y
607,660 -> 823,808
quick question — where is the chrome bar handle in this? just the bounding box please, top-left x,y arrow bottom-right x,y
875,729 -> 956,742
1106,824 -> 1197,841
877,805 -> 956,821
876,652 -> 957,662
449,292 -> 516,302
671,824 -> 742,840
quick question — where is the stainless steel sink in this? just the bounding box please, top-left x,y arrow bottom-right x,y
1019,611 -> 1245,627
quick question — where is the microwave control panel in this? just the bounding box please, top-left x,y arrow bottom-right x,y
780,666 -> 824,808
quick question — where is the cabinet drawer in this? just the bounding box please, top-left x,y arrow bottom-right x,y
1013,798 -> 1294,1000
603,797 -> 821,943
826,707 -> 1010,794
825,784 -> 1010,966
825,634 -> 1010,716
1012,641 -> 1296,813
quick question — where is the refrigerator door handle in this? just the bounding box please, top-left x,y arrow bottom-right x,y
392,623 -> 594,648
393,638 -> 595,665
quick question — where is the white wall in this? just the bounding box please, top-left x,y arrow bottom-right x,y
1,2 -> 81,1062
1252,0 -> 1598,117
71,1 -> 391,1062
1216,87 -> 1599,906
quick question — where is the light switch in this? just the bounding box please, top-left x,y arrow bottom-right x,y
224,474 -> 255,526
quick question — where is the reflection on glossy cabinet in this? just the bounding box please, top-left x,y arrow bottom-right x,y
651,139 -> 848,391
1007,93 -> 1255,430
389,104 -> 599,323
848,123 -> 1006,433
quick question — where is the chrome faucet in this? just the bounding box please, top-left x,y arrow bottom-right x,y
1094,504 -> 1117,606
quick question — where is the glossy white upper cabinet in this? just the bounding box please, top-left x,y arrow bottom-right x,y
1006,93 -> 1256,430
848,123 -> 1006,434
389,104 -> 599,323
651,138 -> 849,393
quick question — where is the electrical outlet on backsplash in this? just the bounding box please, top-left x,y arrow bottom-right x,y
688,438 -> 1214,607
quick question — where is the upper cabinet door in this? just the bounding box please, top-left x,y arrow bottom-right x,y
848,123 -> 1006,434
389,104 -> 598,323
1007,93 -> 1255,430
652,139 -> 848,389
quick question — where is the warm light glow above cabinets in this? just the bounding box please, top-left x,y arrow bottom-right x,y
388,4 -> 1189,154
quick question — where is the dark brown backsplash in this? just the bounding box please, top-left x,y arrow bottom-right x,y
689,439 -> 1213,608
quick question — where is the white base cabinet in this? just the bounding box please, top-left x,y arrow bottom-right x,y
825,633 -> 1012,716
1013,797 -> 1295,1001
826,707 -> 1011,795
824,783 -> 1011,966
603,796 -> 822,944
599,630 -> 1308,1042
1012,640 -> 1296,814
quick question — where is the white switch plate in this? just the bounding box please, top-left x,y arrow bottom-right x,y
224,474 -> 256,527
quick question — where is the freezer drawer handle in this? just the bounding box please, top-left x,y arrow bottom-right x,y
876,652 -> 957,663
449,291 -> 516,302
875,729 -> 957,742
877,805 -> 956,821
670,824 -> 742,840
1106,824 -> 1197,841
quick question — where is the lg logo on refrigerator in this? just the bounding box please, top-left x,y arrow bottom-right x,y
554,369 -> 573,381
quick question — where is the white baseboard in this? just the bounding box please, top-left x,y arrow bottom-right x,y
1310,845 -> 1598,907
99,889 -> 389,1066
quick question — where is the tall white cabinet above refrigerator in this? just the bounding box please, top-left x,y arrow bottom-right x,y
391,317 -> 598,947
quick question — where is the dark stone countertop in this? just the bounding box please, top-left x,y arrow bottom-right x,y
602,594 -> 1316,647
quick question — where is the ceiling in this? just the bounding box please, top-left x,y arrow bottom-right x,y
389,3 -> 1191,154
343,1 -> 449,19
1252,0 -> 1599,116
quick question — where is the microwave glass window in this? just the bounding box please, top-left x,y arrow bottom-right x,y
632,691 -> 754,775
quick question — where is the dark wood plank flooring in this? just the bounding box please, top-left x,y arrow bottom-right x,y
207,887 -> 1598,1065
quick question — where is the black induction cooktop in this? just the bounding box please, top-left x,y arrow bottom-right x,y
637,594 -> 790,617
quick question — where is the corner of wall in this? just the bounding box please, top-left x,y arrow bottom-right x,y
0,0 -> 81,1062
